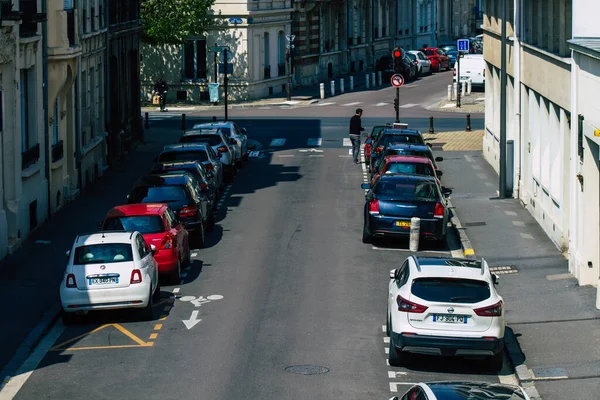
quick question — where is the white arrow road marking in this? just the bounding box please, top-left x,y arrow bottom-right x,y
316,102 -> 336,106
183,310 -> 202,330
299,148 -> 323,153
388,371 -> 408,378
390,382 -> 416,392
399,103 -> 419,108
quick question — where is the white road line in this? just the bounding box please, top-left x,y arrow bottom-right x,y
173,288 -> 180,294
476,173 -> 487,179
399,103 -> 419,108
387,371 -> 408,378
316,102 -> 336,106
270,138 -> 286,147
390,382 -> 417,392
383,337 -> 390,343
505,210 -> 517,216
338,155 -> 352,158
385,347 -> 389,354
520,233 -> 534,240
278,154 -> 295,158
342,101 -> 362,106
308,154 -> 324,157
307,138 -> 322,146
375,102 -> 389,107
372,246 -> 449,254
191,252 -> 198,257
471,164 -> 482,170
381,325 -> 386,332
464,155 -> 475,163
343,138 -> 352,147
512,221 -> 525,227
0,320 -> 65,398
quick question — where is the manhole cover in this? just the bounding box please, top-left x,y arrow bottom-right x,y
489,265 -> 519,274
285,365 -> 330,375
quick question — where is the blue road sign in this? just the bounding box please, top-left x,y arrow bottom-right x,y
457,39 -> 470,52
218,63 -> 233,74
228,17 -> 243,24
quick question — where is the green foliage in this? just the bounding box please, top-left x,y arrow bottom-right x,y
141,0 -> 217,45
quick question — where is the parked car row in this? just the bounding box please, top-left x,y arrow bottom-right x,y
59,120 -> 250,324
376,46 -> 453,83
359,124 -> 507,373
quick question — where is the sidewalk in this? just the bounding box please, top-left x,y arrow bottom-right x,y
0,125 -> 184,385
445,150 -> 600,399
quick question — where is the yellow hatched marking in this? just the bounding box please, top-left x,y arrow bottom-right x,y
153,324 -> 163,330
149,333 -> 158,339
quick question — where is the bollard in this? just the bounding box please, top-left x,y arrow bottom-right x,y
466,114 -> 472,132
320,83 -> 325,99
409,217 -> 420,252
365,73 -> 370,89
340,78 -> 345,94
452,82 -> 458,99
467,79 -> 472,94
447,85 -> 453,101
181,113 -> 186,131
330,80 -> 335,97
429,116 -> 434,134
377,71 -> 382,86
144,112 -> 149,129
371,72 -> 376,87
349,76 -> 354,91
461,81 -> 467,97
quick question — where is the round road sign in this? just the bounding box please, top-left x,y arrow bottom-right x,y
391,74 -> 404,87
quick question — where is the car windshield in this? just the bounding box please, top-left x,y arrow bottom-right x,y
103,216 -> 165,234
386,149 -> 431,160
129,185 -> 189,204
157,150 -> 208,163
374,181 -> 439,201
407,53 -> 416,61
180,135 -> 222,146
424,50 -> 435,56
74,243 -> 134,264
385,162 -> 434,176
441,44 -> 457,52
411,278 -> 491,303
382,135 -> 424,146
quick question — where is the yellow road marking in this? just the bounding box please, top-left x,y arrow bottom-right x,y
113,323 -> 149,346
464,249 -> 475,256
153,324 -> 163,330
50,323 -> 152,351
149,333 -> 158,339
56,343 -> 154,351
159,315 -> 167,321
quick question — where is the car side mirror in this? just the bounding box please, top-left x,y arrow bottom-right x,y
389,269 -> 397,279
435,156 -> 444,162
492,274 -> 499,285
66,250 -> 71,259
150,244 -> 157,255
442,187 -> 452,197
361,183 -> 370,190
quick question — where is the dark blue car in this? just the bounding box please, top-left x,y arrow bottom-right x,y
369,129 -> 425,170
361,175 -> 450,244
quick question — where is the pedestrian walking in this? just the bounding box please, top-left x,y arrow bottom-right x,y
349,108 -> 365,164
153,77 -> 168,112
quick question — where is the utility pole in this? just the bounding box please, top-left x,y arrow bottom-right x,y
456,52 -> 461,107
395,88 -> 400,123
286,34 -> 295,101
213,51 -> 218,83
499,0 -> 507,198
224,48 -> 229,121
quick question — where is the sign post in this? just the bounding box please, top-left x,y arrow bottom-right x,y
286,34 -> 295,101
456,39 -> 470,108
390,74 -> 404,123
223,48 -> 229,121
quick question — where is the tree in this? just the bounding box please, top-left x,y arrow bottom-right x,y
141,0 -> 217,45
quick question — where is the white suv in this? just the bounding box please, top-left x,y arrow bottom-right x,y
60,231 -> 160,324
387,256 -> 505,370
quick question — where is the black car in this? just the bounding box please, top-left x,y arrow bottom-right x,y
361,174 -> 451,244
127,173 -> 212,247
150,161 -> 219,213
376,52 -> 417,82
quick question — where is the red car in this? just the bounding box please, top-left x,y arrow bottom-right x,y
364,125 -> 388,169
423,47 -> 450,72
370,155 -> 441,186
101,203 -> 191,284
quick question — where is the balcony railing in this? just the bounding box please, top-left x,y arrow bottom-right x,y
1,0 -> 22,20
19,0 -> 43,37
22,143 -> 40,170
264,65 -> 271,79
66,9 -> 75,46
52,140 -> 64,162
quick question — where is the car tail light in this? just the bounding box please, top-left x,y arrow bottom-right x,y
434,202 -> 445,218
483,68 -> 485,77
216,145 -> 228,153
375,146 -> 384,154
66,274 -> 77,288
130,269 -> 142,284
474,300 -> 503,317
179,206 -> 197,217
397,295 -> 428,313
369,199 -> 379,214
200,182 -> 207,190
160,234 -> 173,249
204,163 -> 214,171
453,69 -> 456,77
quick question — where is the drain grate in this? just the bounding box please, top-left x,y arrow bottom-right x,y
489,265 -> 519,274
531,366 -> 568,379
464,222 -> 486,227
285,365 -> 330,375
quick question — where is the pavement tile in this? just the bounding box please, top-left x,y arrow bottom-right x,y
423,130 -> 484,151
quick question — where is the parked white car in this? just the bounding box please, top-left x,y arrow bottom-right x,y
407,50 -> 432,76
387,256 -> 505,370
60,231 -> 160,324
194,121 -> 248,167
390,382 -> 531,400
178,128 -> 238,182
453,54 -> 485,89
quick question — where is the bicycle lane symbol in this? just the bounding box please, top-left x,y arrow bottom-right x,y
179,294 -> 224,307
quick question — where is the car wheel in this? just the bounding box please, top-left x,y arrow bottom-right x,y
225,167 -> 235,183
236,159 -> 243,169
386,313 -> 391,337
61,311 -> 76,326
153,279 -> 161,302
170,258 -> 182,284
183,241 -> 192,266
362,223 -> 372,244
437,63 -> 441,72
195,222 -> 206,248
388,338 -> 406,367
489,351 -> 504,371
141,288 -> 154,321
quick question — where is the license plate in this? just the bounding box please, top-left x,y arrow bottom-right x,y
434,314 -> 468,323
460,76 -> 469,80
89,277 -> 118,285
395,221 -> 411,227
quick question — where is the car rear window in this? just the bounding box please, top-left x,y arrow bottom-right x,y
382,135 -> 423,146
386,149 -> 431,160
74,243 -> 134,264
374,181 -> 439,201
103,216 -> 165,234
157,150 -> 208,163
129,185 -> 190,204
411,278 -> 491,303
385,162 -> 434,176
180,135 -> 222,146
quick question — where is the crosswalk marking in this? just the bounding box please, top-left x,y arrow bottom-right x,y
342,101 -> 362,106
375,102 -> 389,106
307,138 -> 322,146
270,138 -> 286,147
343,138 -> 351,147
399,103 -> 418,108
316,102 -> 336,106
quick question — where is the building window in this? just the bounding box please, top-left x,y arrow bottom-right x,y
373,0 -> 379,39
90,66 -> 96,139
347,5 -> 353,45
91,1 -> 96,31
263,32 -> 270,79
20,67 -> 37,151
81,70 -> 87,146
99,0 -> 104,28
277,31 -> 285,76
20,0 -> 39,37
182,39 -> 207,80
82,0 -> 88,34
52,98 -> 60,145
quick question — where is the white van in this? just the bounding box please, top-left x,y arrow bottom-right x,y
453,54 -> 485,89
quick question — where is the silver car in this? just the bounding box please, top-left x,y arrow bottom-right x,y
407,50 -> 432,76
179,129 -> 237,182
193,121 -> 248,167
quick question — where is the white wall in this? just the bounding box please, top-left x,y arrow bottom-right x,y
572,1 -> 600,37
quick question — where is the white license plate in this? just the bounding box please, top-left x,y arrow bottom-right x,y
89,277 -> 118,285
434,314 -> 468,323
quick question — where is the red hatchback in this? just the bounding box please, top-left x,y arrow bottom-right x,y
370,155 -> 441,186
423,47 -> 450,72
101,203 -> 191,284
364,125 -> 388,169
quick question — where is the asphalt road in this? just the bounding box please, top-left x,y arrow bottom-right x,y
1,77 -> 505,400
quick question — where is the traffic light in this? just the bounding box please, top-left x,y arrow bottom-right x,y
392,48 -> 403,74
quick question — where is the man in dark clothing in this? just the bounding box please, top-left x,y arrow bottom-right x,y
154,77 -> 168,112
349,108 -> 365,164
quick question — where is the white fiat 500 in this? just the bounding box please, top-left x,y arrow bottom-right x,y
387,256 -> 505,370
60,231 -> 160,324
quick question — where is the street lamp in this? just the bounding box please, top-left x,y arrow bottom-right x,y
286,34 -> 295,101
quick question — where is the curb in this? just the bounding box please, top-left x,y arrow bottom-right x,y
446,199 -> 476,259
0,302 -> 62,390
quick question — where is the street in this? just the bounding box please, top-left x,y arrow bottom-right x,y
0,73 -> 519,400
